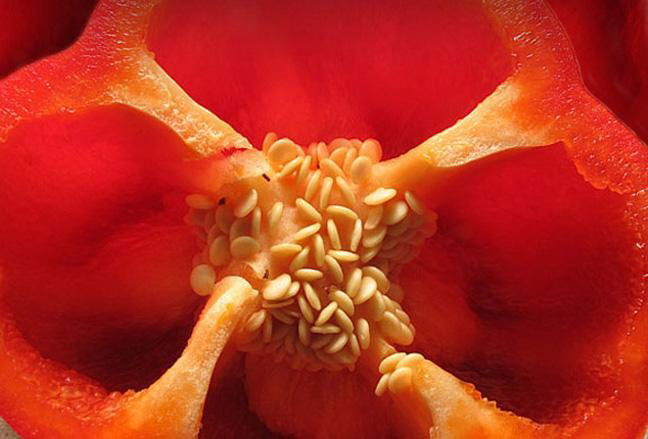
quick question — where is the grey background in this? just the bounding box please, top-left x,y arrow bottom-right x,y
0,419 -> 17,438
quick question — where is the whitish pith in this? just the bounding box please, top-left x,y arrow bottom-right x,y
185,134 -> 437,375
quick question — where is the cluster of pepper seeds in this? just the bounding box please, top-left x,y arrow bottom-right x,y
186,134 -> 437,372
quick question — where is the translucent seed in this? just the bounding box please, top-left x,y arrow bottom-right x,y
289,247 -> 311,272
277,155 -> 304,179
356,318 -> 371,349
230,236 -> 261,259
359,139 -> 382,163
388,367 -> 413,394
271,243 -> 302,259
362,266 -> 390,292
296,154 -> 313,185
346,268 -> 363,298
208,235 -> 230,266
360,245 -> 381,264
329,289 -> 355,316
305,169 -> 322,201
293,223 -> 321,241
229,217 -> 249,240
234,189 -> 258,218
404,191 -> 425,215
298,295 -> 315,324
311,324 -> 341,335
366,292 -> 386,321
342,147 -> 358,174
383,200 -> 409,225
268,138 -> 301,166
364,187 -> 397,206
298,318 -> 311,346
271,309 -> 296,325
326,205 -> 358,222
262,132 -> 278,153
354,276 -> 378,304
245,309 -> 267,333
262,273 -> 292,301
204,212 -> 217,234
315,302 -> 339,326
328,249 -> 359,263
319,177 -> 334,209
335,176 -> 356,205
215,205 -> 235,234
362,225 -> 387,248
262,316 -> 273,342
186,194 -> 215,210
267,202 -> 284,230
334,309 -> 354,333
379,352 -> 408,374
296,198 -> 322,223
263,298 -> 295,309
251,207 -> 262,239
303,282 -> 322,310
313,234 -> 325,267
387,216 -> 410,236
190,264 -> 216,296
326,219 -> 342,250
320,158 -> 345,178
325,332 -> 349,354
364,205 -> 383,230
350,219 -> 363,251
311,334 -> 334,349
295,268 -> 324,281
350,156 -> 373,184
324,255 -> 344,283
375,373 -> 390,396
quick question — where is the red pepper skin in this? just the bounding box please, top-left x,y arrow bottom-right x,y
0,0 -> 647,438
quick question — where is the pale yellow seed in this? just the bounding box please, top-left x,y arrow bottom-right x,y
328,249 -> 359,263
296,154 -> 313,185
229,217 -> 249,240
305,169 -> 322,201
349,334 -> 361,357
315,302 -> 338,326
379,352 -> 408,374
365,205 -> 383,230
263,298 -> 295,309
329,289 -> 355,316
298,318 -> 311,346
388,367 -> 412,394
267,201 -> 284,230
350,138 -> 363,148
364,187 -> 397,206
362,225 -> 387,248
334,309 -> 354,333
335,176 -> 356,205
379,312 -> 411,344
262,132 -> 278,153
356,318 -> 370,349
262,273 -> 292,301
362,266 -> 390,293
325,332 -> 349,354
296,198 -> 322,223
297,295 -> 315,324
342,147 -> 358,174
208,235 -> 230,266
230,236 -> 260,259
289,247 -> 311,272
293,223 -> 321,241
215,205 -> 235,234
346,268 -> 363,298
311,334 -> 334,349
319,177 -> 334,209
271,242 -> 302,259
324,255 -> 344,283
359,139 -> 382,163
190,264 -> 216,296
316,142 -> 329,161
303,282 -> 322,310
286,281 -> 301,299
276,155 -> 304,179
312,234 -> 325,267
320,158 -> 345,178
397,353 -> 424,369
326,219 -> 342,250
329,138 -> 352,151
251,207 -> 262,239
360,245 -> 381,263
354,276 -> 378,304
350,156 -> 373,184
268,138 -> 302,166
395,309 -> 411,325
245,309 -> 267,333
366,292 -> 386,321
311,324 -> 341,335
350,218 -> 362,251
234,189 -> 258,218
326,205 -> 358,222
329,147 -> 348,166
383,200 -> 409,225
262,315 -> 273,342
186,194 -> 215,210
295,268 -> 324,281
375,373 -> 390,396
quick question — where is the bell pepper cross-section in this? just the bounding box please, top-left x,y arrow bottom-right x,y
0,0 -> 647,438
